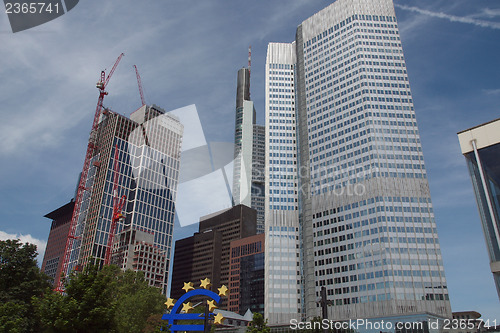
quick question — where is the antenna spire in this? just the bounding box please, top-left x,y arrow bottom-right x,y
248,45 -> 251,99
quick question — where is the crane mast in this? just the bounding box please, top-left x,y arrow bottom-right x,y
55,53 -> 124,292
104,144 -> 127,265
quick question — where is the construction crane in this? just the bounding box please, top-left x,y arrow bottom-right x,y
55,53 -> 124,292
104,144 -> 127,265
133,65 -> 146,106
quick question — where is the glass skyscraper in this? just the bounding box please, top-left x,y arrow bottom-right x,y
233,66 -> 266,234
265,0 -> 451,325
68,105 -> 183,294
458,118 -> 500,301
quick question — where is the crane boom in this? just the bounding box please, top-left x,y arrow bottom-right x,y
133,65 -> 146,106
55,53 -> 124,292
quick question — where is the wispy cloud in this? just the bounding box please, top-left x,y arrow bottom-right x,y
483,88 -> 500,95
395,4 -> 500,30
471,8 -> 500,19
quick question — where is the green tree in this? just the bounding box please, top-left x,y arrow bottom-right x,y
113,270 -> 167,333
143,314 -> 171,333
35,260 -> 169,333
247,313 -> 270,333
0,239 -> 51,332
35,260 -> 118,332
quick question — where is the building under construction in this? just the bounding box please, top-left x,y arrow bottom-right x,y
64,103 -> 183,294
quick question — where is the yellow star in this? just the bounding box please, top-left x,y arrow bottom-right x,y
182,282 -> 194,293
218,285 -> 228,297
207,299 -> 217,312
214,312 -> 225,325
200,277 -> 212,289
181,302 -> 194,313
164,298 -> 175,309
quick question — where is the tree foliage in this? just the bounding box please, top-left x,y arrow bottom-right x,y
113,269 -> 167,333
247,313 -> 270,333
0,239 -> 51,332
1,239 -> 170,332
35,262 -> 119,332
35,260 -> 168,333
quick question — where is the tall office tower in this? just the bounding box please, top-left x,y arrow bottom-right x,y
264,42 -> 302,324
170,205 -> 257,308
233,67 -> 266,234
42,200 -> 75,285
458,119 -> 500,300
68,105 -> 183,294
265,0 -> 451,324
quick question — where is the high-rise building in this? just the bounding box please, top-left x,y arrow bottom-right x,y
264,42 -> 302,324
170,204 -> 257,308
265,0 -> 451,324
42,200 -> 75,285
458,119 -> 500,301
233,66 -> 266,234
170,228 -> 223,302
228,233 -> 265,315
68,104 -> 183,294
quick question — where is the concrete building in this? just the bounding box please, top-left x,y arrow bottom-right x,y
67,104 -> 183,294
42,200 -> 75,285
458,118 -> 500,301
111,228 -> 167,289
233,65 -> 266,234
265,0 -> 451,325
228,233 -> 265,315
170,204 -> 257,308
451,311 -> 482,333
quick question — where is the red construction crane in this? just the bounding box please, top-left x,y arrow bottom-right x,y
133,65 -> 146,106
104,144 -> 127,265
55,53 -> 124,292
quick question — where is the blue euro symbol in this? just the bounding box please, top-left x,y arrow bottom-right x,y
162,289 -> 221,331
4,0 -> 79,33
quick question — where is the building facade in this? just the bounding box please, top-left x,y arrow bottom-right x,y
228,233 -> 265,315
458,119 -> 500,300
265,0 -> 451,324
233,66 -> 266,234
170,204 -> 257,308
42,200 -> 75,285
170,229 -> 222,301
264,42 -> 302,324
68,104 -> 183,294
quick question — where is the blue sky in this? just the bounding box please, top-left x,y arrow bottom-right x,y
1,0 -> 499,320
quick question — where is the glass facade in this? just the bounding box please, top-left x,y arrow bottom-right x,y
68,105 -> 183,294
265,0 -> 451,324
229,234 -> 265,315
265,42 -> 302,324
460,121 -> 500,299
240,252 -> 265,314
233,67 -> 266,233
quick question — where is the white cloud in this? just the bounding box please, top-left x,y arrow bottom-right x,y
0,230 -> 47,264
395,4 -> 500,30
472,8 -> 500,19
